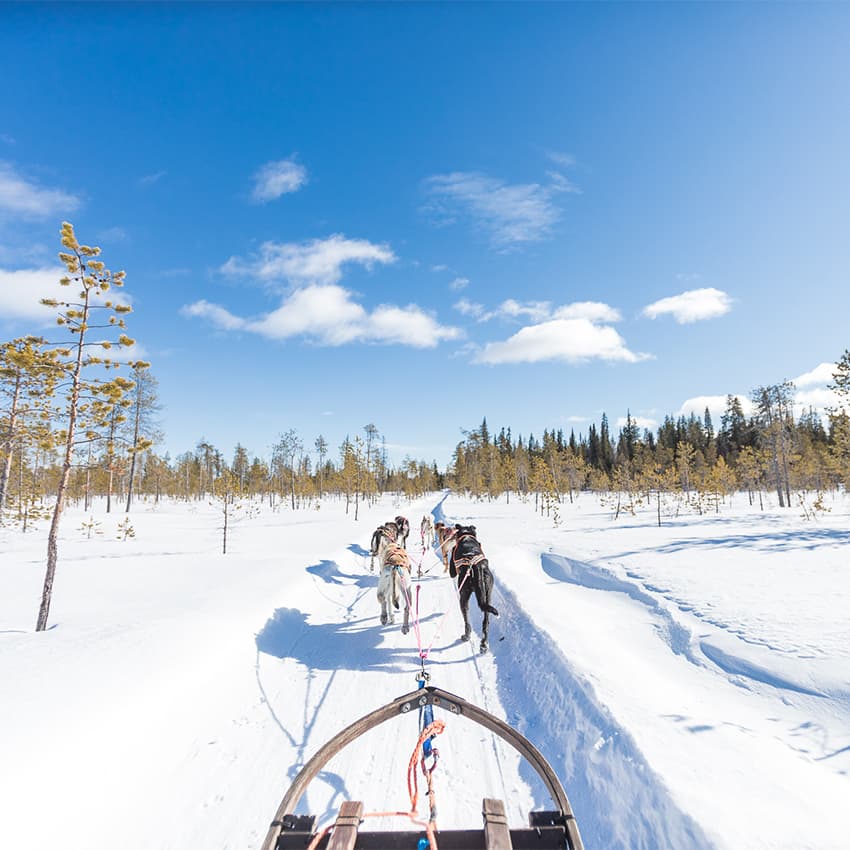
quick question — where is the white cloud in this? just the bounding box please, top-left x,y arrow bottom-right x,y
642,287 -> 732,324
794,387 -> 840,414
431,264 -> 449,273
183,284 -> 460,349
180,300 -> 248,331
424,171 -> 565,248
474,318 -> 649,365
0,266 -> 62,322
793,362 -> 837,387
553,301 -> 622,323
616,415 -> 658,432
678,395 -> 753,422
0,162 -> 79,219
1,265 -> 134,327
250,157 -> 308,203
222,235 -> 395,287
449,276 -> 469,291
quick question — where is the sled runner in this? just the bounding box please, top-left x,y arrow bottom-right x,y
260,685 -> 584,850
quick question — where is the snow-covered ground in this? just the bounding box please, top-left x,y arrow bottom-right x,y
1,491 -> 848,850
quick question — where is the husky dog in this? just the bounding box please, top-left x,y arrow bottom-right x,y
420,515 -> 435,549
376,544 -> 411,633
449,525 -> 499,654
369,522 -> 398,572
393,515 -> 410,549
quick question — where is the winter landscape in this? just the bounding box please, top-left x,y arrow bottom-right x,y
3,4 -> 850,850
2,490 -> 848,850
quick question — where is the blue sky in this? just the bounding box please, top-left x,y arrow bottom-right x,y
2,3 -> 849,467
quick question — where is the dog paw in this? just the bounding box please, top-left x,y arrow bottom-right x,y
402,625 -> 409,635
380,614 -> 387,625
479,642 -> 489,654
460,633 -> 469,642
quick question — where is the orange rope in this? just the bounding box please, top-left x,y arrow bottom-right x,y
308,720 -> 447,850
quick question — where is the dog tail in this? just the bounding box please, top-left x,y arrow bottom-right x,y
481,603 -> 499,616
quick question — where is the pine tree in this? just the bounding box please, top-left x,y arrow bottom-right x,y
0,337 -> 60,523
36,222 -> 136,631
124,363 -> 158,511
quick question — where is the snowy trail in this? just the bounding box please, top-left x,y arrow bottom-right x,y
251,531 -> 536,833
5,494 -> 850,850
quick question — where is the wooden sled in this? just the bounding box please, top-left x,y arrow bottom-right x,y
260,685 -> 584,850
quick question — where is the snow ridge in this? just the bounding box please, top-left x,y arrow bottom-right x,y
488,576 -> 715,850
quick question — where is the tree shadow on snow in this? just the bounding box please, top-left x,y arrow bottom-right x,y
607,526 -> 850,559
257,606 -> 416,673
306,558 -> 374,588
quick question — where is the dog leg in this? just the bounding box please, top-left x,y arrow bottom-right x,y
459,582 -> 472,642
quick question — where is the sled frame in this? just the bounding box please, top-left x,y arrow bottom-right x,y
260,685 -> 584,850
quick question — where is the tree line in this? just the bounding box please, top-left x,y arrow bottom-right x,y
448,365 -> 850,522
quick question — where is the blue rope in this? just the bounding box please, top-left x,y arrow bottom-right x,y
417,673 -> 434,757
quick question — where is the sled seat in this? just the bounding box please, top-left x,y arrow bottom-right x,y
274,799 -> 576,850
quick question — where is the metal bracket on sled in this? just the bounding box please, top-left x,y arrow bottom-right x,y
261,686 -> 584,850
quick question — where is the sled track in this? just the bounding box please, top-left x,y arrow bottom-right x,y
488,573 -> 714,850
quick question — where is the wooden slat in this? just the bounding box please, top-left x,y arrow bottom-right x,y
327,801 -> 364,850
482,799 -> 512,850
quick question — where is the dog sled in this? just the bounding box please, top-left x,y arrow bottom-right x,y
260,684 -> 584,850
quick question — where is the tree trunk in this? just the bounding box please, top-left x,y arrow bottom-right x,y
0,372 -> 21,522
125,401 -> 142,512
37,452 -> 74,630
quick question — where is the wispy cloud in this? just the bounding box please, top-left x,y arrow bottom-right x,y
182,284 -> 461,349
546,170 -> 582,194
474,318 -> 649,365
221,234 -> 395,287
454,298 -> 486,319
455,297 -> 620,326
498,298 -> 552,322
96,226 -> 128,243
0,242 -> 51,265
424,170 -> 570,249
642,287 -> 732,323
138,170 -> 166,186
0,162 -> 79,219
250,157 -> 308,203
546,150 -> 576,168
449,276 -> 469,291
